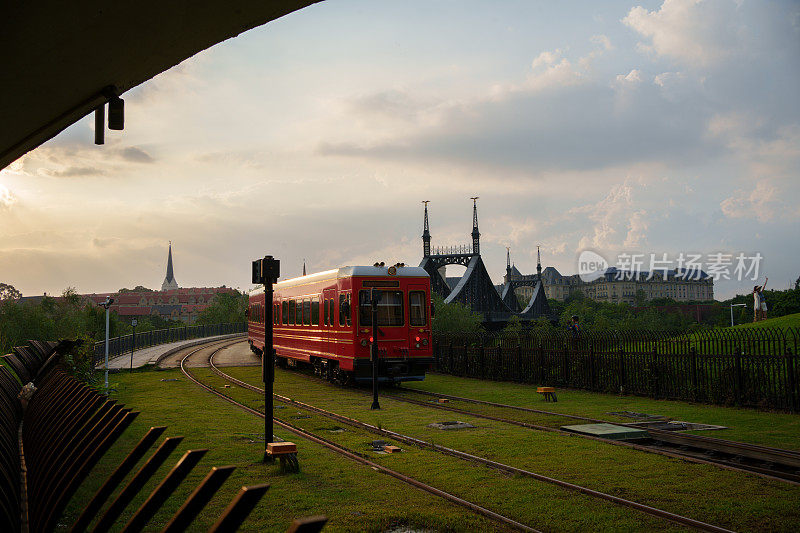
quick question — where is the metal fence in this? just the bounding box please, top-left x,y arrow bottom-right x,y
433,327 -> 800,411
93,322 -> 246,366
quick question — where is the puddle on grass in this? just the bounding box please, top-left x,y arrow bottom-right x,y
325,426 -> 346,433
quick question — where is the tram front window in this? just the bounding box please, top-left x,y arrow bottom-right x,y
359,290 -> 404,326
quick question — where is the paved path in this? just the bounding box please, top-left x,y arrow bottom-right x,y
100,333 -> 246,370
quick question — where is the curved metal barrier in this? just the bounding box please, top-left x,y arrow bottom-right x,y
0,340 -> 327,533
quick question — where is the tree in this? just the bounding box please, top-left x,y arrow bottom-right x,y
197,291 -> 247,325
0,283 -> 21,301
795,276 -> 799,290
634,289 -> 647,307
431,294 -> 484,334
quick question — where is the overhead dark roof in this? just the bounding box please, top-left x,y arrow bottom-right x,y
1,1 -> 320,169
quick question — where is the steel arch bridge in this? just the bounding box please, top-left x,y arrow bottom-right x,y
419,200 -> 554,324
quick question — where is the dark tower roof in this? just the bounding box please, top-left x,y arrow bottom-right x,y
161,242 -> 179,291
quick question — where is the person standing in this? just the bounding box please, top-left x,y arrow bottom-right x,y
753,277 -> 768,322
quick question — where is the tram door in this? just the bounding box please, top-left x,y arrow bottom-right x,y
322,288 -> 337,362
407,284 -> 429,346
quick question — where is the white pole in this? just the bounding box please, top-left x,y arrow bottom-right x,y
730,305 -> 734,328
105,306 -> 110,389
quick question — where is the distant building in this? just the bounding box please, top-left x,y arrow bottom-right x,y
20,243 -> 237,324
537,266 -> 714,305
85,286 -> 235,324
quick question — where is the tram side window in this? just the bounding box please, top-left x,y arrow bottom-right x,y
293,299 -> 300,325
303,298 -> 311,325
311,297 -> 320,326
282,301 -> 288,325
409,291 -> 427,326
274,303 -> 279,325
338,294 -> 351,327
323,299 -> 329,326
288,300 -> 295,325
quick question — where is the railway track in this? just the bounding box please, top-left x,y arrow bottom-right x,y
389,386 -> 800,484
178,342 -> 540,533
201,352 -> 737,533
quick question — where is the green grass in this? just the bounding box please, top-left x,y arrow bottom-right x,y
62,369 -> 508,532
729,312 -> 800,330
60,365 -> 800,532
222,366 -> 800,532
404,373 -> 800,450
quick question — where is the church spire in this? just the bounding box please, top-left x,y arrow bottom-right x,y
536,244 -> 542,280
506,247 -> 511,276
422,200 -> 431,257
302,259 -> 307,276
161,242 -> 179,291
470,197 -> 480,255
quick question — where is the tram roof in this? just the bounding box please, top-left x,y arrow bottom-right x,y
249,265 -> 429,294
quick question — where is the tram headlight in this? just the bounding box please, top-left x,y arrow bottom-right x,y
422,338 -> 428,346
361,339 -> 368,347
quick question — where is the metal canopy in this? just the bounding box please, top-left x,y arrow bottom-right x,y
0,0 -> 321,170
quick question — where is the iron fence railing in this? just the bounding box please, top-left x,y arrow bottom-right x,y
93,322 -> 246,366
433,327 -> 800,411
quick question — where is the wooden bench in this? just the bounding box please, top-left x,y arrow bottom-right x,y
537,387 -> 557,402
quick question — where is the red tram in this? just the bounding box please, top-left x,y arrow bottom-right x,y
248,265 -> 434,383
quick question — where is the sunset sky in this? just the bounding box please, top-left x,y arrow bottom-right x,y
1,0 -> 798,299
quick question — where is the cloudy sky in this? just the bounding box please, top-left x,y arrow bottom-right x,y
1,0 -> 798,298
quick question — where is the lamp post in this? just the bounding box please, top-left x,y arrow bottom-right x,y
730,303 -> 747,327
370,288 -> 381,410
99,296 -> 115,389
130,318 -> 138,372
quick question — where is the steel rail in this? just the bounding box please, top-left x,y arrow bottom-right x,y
273,366 -> 800,484
395,387 -> 800,470
207,357 -> 736,533
180,344 -> 539,533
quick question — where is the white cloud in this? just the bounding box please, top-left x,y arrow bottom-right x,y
623,0 -> 744,67
616,69 -> 643,84
720,180 -> 780,222
0,183 -> 16,209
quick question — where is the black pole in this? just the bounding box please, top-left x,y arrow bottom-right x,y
254,255 -> 279,463
371,288 -> 381,410
264,278 -> 275,460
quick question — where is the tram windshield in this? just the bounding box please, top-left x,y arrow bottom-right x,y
359,290 -> 404,326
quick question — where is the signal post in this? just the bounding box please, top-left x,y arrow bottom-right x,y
252,256 -> 285,463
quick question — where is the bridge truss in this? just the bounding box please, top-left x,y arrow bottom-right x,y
419,200 -> 554,324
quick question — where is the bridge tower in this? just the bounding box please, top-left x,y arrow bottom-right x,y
422,200 -> 431,258
470,197 -> 480,255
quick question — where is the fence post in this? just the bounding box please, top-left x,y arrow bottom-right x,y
479,342 -> 486,379
734,346 -> 743,407
651,348 -> 659,399
617,347 -> 625,394
787,347 -> 797,413
589,341 -> 596,390
690,346 -> 698,402
516,344 -> 522,382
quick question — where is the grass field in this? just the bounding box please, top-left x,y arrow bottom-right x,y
729,312 -> 800,330
59,363 -> 800,532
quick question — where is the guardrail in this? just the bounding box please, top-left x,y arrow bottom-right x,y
433,327 -> 800,411
1,340 -> 327,533
93,322 -> 247,366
